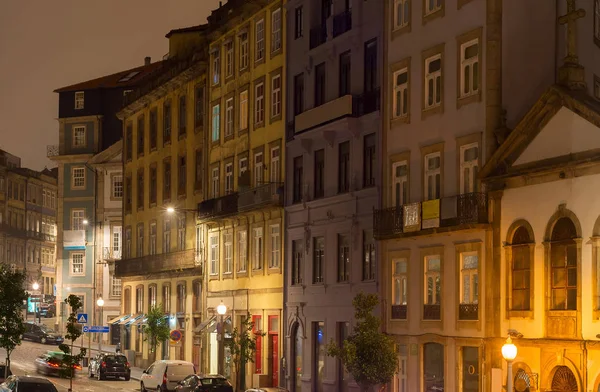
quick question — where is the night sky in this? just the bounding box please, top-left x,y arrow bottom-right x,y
0,0 -> 221,170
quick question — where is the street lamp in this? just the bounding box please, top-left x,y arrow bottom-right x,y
97,297 -> 104,352
32,282 -> 40,323
166,207 -> 175,214
82,219 -> 89,226
502,336 -> 518,392
216,302 -> 227,376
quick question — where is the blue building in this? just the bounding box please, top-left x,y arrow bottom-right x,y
49,58 -> 162,331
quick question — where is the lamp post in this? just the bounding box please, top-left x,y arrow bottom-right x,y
97,297 -> 104,352
32,282 -> 40,323
216,302 -> 227,376
502,336 -> 518,392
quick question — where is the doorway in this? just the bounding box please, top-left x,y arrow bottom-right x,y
551,366 -> 578,392
291,323 -> 303,392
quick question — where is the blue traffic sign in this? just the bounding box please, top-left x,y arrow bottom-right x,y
83,326 -> 109,333
76,313 -> 88,324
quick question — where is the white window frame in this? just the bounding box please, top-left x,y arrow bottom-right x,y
392,68 -> 409,118
73,126 -> 86,147
212,167 -> 220,198
112,226 -> 122,258
392,161 -> 408,207
74,91 -> 84,109
71,167 -> 86,189
239,33 -> 249,70
240,90 -> 249,130
460,252 -> 478,304
224,233 -> 233,274
239,157 -> 248,177
255,19 -> 265,62
254,152 -> 264,187
112,175 -> 123,198
425,0 -> 442,15
393,0 -> 409,30
177,216 -> 186,251
225,41 -> 234,77
393,259 -> 408,305
424,255 -> 441,305
71,209 -> 85,231
424,152 -> 441,201
255,82 -> 265,124
459,143 -> 479,194
253,227 -> 263,270
269,224 -> 280,269
225,98 -> 234,137
271,8 -> 282,53
209,234 -> 220,275
70,252 -> 85,276
270,147 -> 280,183
225,163 -> 234,194
212,49 -> 220,85
212,104 -> 220,142
424,54 -> 442,109
271,74 -> 282,118
111,274 -> 122,297
238,230 -> 247,273
460,39 -> 479,98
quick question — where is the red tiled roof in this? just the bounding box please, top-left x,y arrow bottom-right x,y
165,24 -> 208,38
54,61 -> 165,93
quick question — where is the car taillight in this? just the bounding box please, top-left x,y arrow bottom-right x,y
125,362 -> 130,368
162,372 -> 168,386
101,362 -> 106,368
48,363 -> 59,368
75,364 -> 82,370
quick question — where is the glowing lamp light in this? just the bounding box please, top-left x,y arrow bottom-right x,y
166,207 -> 175,214
32,282 -> 39,291
216,302 -> 227,316
83,219 -> 89,225
501,336 -> 518,361
97,297 -> 104,307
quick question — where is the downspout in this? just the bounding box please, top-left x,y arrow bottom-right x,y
554,0 -> 559,84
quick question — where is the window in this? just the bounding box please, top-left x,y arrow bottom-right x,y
195,86 -> 204,128
254,152 -> 264,187
424,255 -> 441,305
148,285 -> 157,308
225,41 -> 234,77
253,227 -> 263,270
294,73 -> 305,115
294,6 -> 304,39
111,275 -> 122,297
271,74 -> 282,118
292,239 -> 304,285
225,98 -> 234,137
163,219 -> 171,253
71,209 -> 85,231
339,51 -> 351,97
72,167 -> 85,188
240,33 -> 249,70
212,104 -> 220,142
425,0 -> 442,15
112,175 -> 123,199
313,237 -> 324,283
314,322 -> 326,390
457,41 -> 479,99
255,82 -> 265,125
363,134 -> 376,187
595,75 -> 600,100
393,259 -> 408,307
137,224 -> 144,257
178,95 -> 187,136
137,115 -> 145,156
270,147 -> 280,183
212,48 -> 220,85
177,216 -> 186,251
125,176 -> 132,212
162,284 -> 171,313
212,167 -> 220,198
392,161 -> 408,207
239,157 -> 248,182
338,141 -> 350,193
71,253 -> 84,275
176,285 -> 186,313
424,54 -> 442,109
424,152 -> 441,200
362,230 -> 376,281
150,166 -> 157,204
210,234 -> 219,275
393,68 -> 409,118
177,155 -> 186,196
460,253 -> 478,304
255,19 -> 265,62
112,227 -> 122,257
314,149 -> 325,199
550,218 -> 578,310
225,163 -> 233,194
270,225 -> 280,268
394,0 -> 409,29
125,227 -> 132,258
240,90 -> 249,130
462,347 -> 479,392
293,156 -> 303,203
137,168 -> 144,210
253,316 -> 263,373
364,39 -> 378,92
195,150 -> 203,191
596,0 -> 600,42
193,281 -> 202,312
74,91 -> 84,109
73,126 -> 86,147
511,226 -> 531,311
163,159 -> 172,201
238,230 -> 248,273
224,233 -> 233,274
136,287 -> 144,313
460,143 -> 479,194
337,234 -> 350,282
423,343 -> 444,392
163,100 -> 172,143
271,8 -> 282,52
314,63 -> 326,106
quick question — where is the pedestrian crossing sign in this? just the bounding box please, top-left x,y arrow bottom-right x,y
76,313 -> 88,324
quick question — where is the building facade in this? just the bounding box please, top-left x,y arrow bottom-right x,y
200,0 -> 285,388
283,0 -> 383,390
115,27 -> 208,369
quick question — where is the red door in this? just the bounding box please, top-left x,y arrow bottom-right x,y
271,334 -> 279,386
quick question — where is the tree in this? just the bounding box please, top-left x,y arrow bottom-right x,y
326,292 -> 398,392
0,267 -> 27,378
224,314 -> 265,391
143,304 -> 170,363
58,295 -> 86,392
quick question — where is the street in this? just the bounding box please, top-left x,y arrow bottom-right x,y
0,340 -> 140,392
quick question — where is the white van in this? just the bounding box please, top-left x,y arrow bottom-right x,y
140,360 -> 196,392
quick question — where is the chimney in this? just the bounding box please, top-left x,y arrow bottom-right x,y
144,56 -> 151,66
219,1 -> 222,6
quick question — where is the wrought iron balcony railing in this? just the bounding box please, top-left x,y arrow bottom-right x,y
197,193 -> 238,220
238,183 -> 283,212
46,145 -> 59,157
332,10 -> 352,38
103,247 -> 122,260
352,88 -> 381,116
423,304 -> 441,320
390,305 -> 407,320
115,248 -> 199,278
458,303 -> 479,321
374,192 -> 488,239
309,24 -> 327,49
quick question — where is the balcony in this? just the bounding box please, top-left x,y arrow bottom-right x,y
423,304 -> 441,320
115,248 -> 199,278
332,10 -> 352,38
309,24 -> 327,49
390,305 -> 407,320
458,303 -> 479,321
374,192 -> 488,240
103,247 -> 122,260
238,183 -> 283,212
197,193 -> 238,221
352,88 -> 381,117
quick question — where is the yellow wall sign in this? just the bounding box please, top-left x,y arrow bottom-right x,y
422,199 -> 440,220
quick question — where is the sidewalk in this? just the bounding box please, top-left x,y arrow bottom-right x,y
66,340 -> 145,381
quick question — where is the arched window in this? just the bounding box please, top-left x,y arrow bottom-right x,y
192,280 -> 202,313
176,283 -> 186,313
123,287 -> 131,314
148,285 -> 157,309
550,218 -> 577,310
511,226 -> 532,311
514,368 -> 531,392
423,343 -> 444,391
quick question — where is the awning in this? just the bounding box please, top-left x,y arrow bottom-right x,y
133,317 -> 148,326
193,315 -> 216,333
108,314 -> 131,325
124,314 -> 143,326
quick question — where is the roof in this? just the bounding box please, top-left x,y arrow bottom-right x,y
54,61 -> 165,93
165,24 -> 208,38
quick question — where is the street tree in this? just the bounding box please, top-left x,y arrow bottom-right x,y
143,304 -> 170,363
0,266 -> 27,378
58,294 -> 86,392
326,292 -> 398,392
225,314 -> 265,391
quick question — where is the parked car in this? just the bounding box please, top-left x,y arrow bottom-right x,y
140,360 -> 196,392
88,353 -> 130,381
175,375 -> 233,392
0,375 -> 58,392
34,351 -> 81,377
0,365 -> 12,384
36,304 -> 55,318
245,389 -> 286,392
22,322 -> 63,345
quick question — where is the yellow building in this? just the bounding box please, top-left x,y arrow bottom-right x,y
199,0 -> 285,388
115,25 -> 209,369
